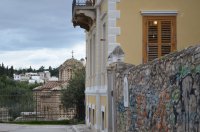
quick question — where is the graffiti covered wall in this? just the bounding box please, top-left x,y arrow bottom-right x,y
110,45 -> 200,132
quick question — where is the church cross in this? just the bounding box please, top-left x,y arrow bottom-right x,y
72,50 -> 74,58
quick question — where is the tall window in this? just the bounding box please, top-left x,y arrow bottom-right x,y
102,23 -> 106,84
101,111 -> 105,130
89,107 -> 91,123
143,16 -> 176,63
92,34 -> 96,78
92,109 -> 95,125
90,38 -> 92,79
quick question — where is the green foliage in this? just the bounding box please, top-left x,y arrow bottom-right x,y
61,67 -> 85,120
14,65 -> 59,77
0,63 -> 14,78
11,119 -> 84,125
48,66 -> 59,77
38,66 -> 45,72
27,66 -> 33,72
0,75 -> 40,119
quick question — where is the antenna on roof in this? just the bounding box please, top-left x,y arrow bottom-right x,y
71,50 -> 74,58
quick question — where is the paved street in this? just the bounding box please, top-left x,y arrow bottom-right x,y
0,124 -> 74,132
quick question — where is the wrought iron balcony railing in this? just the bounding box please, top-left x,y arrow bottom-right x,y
72,0 -> 96,31
72,0 -> 95,15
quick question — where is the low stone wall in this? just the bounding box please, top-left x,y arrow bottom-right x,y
112,45 -> 200,132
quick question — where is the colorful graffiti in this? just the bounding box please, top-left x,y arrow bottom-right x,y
114,59 -> 200,132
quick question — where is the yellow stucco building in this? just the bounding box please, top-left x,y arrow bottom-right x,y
72,0 -> 200,131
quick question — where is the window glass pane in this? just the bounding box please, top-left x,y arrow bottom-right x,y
102,111 -> 104,130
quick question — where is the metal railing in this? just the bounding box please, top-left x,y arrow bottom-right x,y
73,0 -> 95,6
72,0 -> 95,16
0,93 -> 76,122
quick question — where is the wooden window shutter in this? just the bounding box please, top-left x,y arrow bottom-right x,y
143,16 -> 176,63
161,20 -> 172,56
147,20 -> 158,62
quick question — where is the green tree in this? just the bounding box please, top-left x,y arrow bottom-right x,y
0,75 -> 40,119
0,63 -> 5,75
38,66 -> 45,72
27,66 -> 33,72
48,66 -> 52,72
61,67 -> 85,120
9,66 -> 14,78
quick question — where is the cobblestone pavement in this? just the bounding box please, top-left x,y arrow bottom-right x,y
0,123 -> 74,132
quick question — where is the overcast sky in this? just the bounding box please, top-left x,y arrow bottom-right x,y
0,0 -> 85,69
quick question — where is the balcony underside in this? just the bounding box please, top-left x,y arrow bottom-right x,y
72,8 -> 95,31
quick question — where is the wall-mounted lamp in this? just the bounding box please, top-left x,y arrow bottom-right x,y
153,20 -> 158,25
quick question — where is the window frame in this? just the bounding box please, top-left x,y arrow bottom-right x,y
143,16 -> 176,63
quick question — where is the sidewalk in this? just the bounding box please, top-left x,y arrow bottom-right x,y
72,124 -> 91,132
0,123 -> 20,132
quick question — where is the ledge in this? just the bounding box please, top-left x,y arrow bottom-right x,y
141,10 -> 178,16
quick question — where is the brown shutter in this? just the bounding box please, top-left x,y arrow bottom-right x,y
147,20 -> 158,61
143,16 -> 176,63
161,20 -> 171,56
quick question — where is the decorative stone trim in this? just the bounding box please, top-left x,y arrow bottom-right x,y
107,0 -> 121,60
95,0 -> 105,7
108,45 -> 125,65
141,10 -> 178,16
92,104 -> 96,109
85,85 -> 107,95
101,106 -> 106,112
88,103 -> 92,108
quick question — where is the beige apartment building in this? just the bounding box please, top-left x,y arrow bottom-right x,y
72,0 -> 200,131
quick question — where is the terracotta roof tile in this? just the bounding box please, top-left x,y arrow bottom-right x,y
33,81 -> 66,91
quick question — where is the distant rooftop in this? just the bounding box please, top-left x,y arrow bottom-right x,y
33,81 -> 67,91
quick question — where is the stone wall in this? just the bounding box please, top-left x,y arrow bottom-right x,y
110,45 -> 200,132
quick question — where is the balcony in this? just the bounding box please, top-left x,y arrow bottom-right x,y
72,0 -> 96,31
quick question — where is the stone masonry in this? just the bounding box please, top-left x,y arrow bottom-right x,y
109,45 -> 200,132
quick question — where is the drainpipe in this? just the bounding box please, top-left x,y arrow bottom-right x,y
95,0 -> 101,131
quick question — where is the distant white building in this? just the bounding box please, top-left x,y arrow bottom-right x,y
25,72 -> 38,78
28,80 -> 36,84
29,76 -> 44,84
31,76 -> 40,80
38,72 -> 45,79
38,71 -> 51,81
14,74 -> 29,81
44,71 -> 51,80
13,74 -> 21,81
14,71 -> 52,84
49,76 -> 59,81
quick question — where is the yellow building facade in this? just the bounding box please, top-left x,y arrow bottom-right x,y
117,0 -> 200,65
72,0 -> 200,131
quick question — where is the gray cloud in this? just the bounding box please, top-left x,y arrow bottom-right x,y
0,0 -> 85,51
